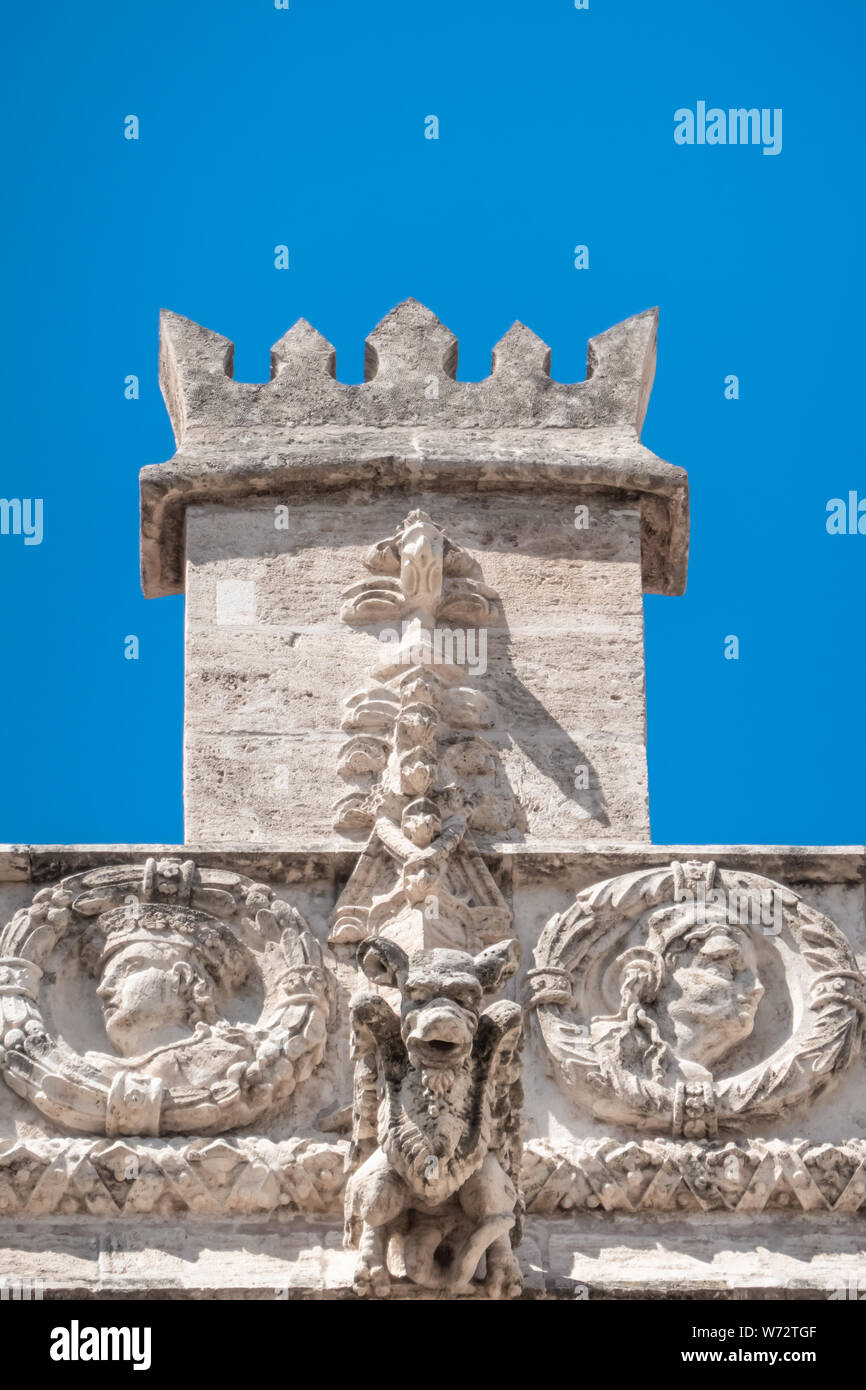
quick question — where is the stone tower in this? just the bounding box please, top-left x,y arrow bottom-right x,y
144,299 -> 686,849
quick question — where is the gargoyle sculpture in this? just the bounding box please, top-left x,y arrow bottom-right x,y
344,936 -> 524,1298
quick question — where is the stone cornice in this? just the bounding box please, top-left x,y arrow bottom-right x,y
2,844 -> 863,884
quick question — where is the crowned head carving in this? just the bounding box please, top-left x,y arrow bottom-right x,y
84,903 -> 251,1058
0,860 -> 333,1137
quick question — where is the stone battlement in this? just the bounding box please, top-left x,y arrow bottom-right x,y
160,298 -> 660,436
142,300 -> 688,598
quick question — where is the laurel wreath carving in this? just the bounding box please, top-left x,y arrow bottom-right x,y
0,860 -> 333,1136
526,863 -> 866,1133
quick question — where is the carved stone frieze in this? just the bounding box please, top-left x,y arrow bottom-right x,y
0,858 -> 334,1136
9,1131 -> 866,1221
523,1136 -> 866,1216
526,859 -> 866,1135
0,1135 -> 344,1217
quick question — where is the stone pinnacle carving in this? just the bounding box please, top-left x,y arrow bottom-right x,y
330,510 -> 518,954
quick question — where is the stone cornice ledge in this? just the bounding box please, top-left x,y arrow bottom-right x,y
1,844 -> 863,885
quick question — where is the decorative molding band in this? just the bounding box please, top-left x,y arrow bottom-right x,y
0,1136 -> 344,1218
5,1134 -> 866,1220
523,1137 -> 866,1216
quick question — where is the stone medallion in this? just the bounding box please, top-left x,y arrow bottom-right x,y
0,858 -> 333,1136
526,860 -> 866,1136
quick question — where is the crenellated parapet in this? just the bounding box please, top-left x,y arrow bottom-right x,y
142,299 -> 688,599
159,297 -> 659,436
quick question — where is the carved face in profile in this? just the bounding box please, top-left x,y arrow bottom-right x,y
95,941 -> 214,1057
85,903 -> 251,1060
599,907 -> 765,1081
655,921 -> 764,1070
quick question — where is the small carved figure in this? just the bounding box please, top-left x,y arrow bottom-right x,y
376,799 -> 467,905
344,936 -> 524,1297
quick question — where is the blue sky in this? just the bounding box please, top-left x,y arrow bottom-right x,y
0,0 -> 863,846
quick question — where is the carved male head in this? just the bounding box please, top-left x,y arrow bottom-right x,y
86,904 -> 249,1057
357,936 -> 520,1069
614,904 -> 764,1073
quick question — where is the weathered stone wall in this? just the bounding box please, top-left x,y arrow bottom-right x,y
183,487 -> 649,845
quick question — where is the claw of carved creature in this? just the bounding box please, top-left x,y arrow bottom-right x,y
352,1259 -> 391,1298
484,1246 -> 523,1300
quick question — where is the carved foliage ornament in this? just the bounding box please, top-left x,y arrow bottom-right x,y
526,861 -> 866,1136
0,859 -> 333,1136
334,509 -> 518,842
523,1136 -> 866,1217
331,509 -> 519,955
